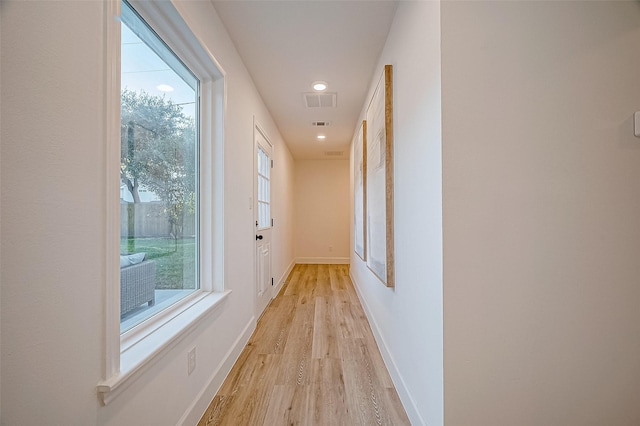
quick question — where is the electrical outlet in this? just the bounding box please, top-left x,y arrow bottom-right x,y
329,245 -> 333,252
188,347 -> 196,375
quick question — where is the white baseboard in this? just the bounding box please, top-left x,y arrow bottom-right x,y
349,271 -> 426,426
295,256 -> 349,265
274,258 -> 295,296
178,316 -> 256,426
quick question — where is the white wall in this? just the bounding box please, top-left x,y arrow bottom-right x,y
350,2 -> 443,425
2,3 -> 105,423
272,134 -> 296,286
0,1 -> 294,424
294,159 -> 350,262
442,2 -> 640,425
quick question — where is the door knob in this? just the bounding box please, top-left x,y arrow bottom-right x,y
256,235 -> 263,240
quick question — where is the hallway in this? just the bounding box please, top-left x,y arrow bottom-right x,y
198,264 -> 410,425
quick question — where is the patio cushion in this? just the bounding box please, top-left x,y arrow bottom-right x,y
120,252 -> 146,268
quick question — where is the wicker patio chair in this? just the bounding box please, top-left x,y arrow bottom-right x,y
120,260 -> 156,317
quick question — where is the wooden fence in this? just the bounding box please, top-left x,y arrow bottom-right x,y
120,202 -> 196,238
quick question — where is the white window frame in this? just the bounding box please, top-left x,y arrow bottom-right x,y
98,0 -> 227,405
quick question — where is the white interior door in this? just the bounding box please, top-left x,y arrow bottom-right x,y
254,124 -> 273,317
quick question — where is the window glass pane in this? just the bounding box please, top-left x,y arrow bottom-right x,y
120,1 -> 199,333
256,146 -> 271,229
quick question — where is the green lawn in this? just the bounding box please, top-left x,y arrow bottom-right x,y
121,237 -> 196,289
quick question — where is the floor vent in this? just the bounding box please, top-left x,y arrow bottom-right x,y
303,92 -> 337,108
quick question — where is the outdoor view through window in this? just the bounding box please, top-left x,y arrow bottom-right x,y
120,1 -> 200,333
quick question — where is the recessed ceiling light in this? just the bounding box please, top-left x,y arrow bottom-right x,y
317,135 -> 326,140
157,84 -> 174,92
312,81 -> 328,92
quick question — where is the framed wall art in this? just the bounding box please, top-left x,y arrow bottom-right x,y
365,64 -> 394,287
354,120 -> 367,260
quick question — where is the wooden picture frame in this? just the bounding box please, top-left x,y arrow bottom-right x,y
365,64 -> 394,287
354,120 -> 367,260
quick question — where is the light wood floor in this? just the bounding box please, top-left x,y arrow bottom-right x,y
198,264 -> 410,426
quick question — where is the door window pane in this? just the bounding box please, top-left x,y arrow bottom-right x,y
257,146 -> 271,229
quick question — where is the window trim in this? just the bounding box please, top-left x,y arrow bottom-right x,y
98,0 -> 227,405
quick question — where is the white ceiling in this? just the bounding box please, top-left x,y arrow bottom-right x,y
211,1 -> 398,160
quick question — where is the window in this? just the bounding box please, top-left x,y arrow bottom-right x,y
98,0 -> 227,404
256,145 -> 271,229
119,0 -> 199,333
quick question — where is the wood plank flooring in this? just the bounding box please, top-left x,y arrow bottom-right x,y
198,264 -> 410,426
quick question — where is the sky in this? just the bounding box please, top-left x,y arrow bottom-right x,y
121,23 -> 197,119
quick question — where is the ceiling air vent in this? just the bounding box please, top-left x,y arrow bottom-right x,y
303,92 -> 337,108
324,151 -> 344,157
312,121 -> 331,127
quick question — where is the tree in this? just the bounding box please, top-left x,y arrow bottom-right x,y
120,89 -> 196,240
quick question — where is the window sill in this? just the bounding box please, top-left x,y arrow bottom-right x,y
97,290 -> 231,405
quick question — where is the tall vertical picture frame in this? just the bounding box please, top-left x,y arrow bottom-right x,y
365,65 -> 394,287
354,120 -> 367,260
